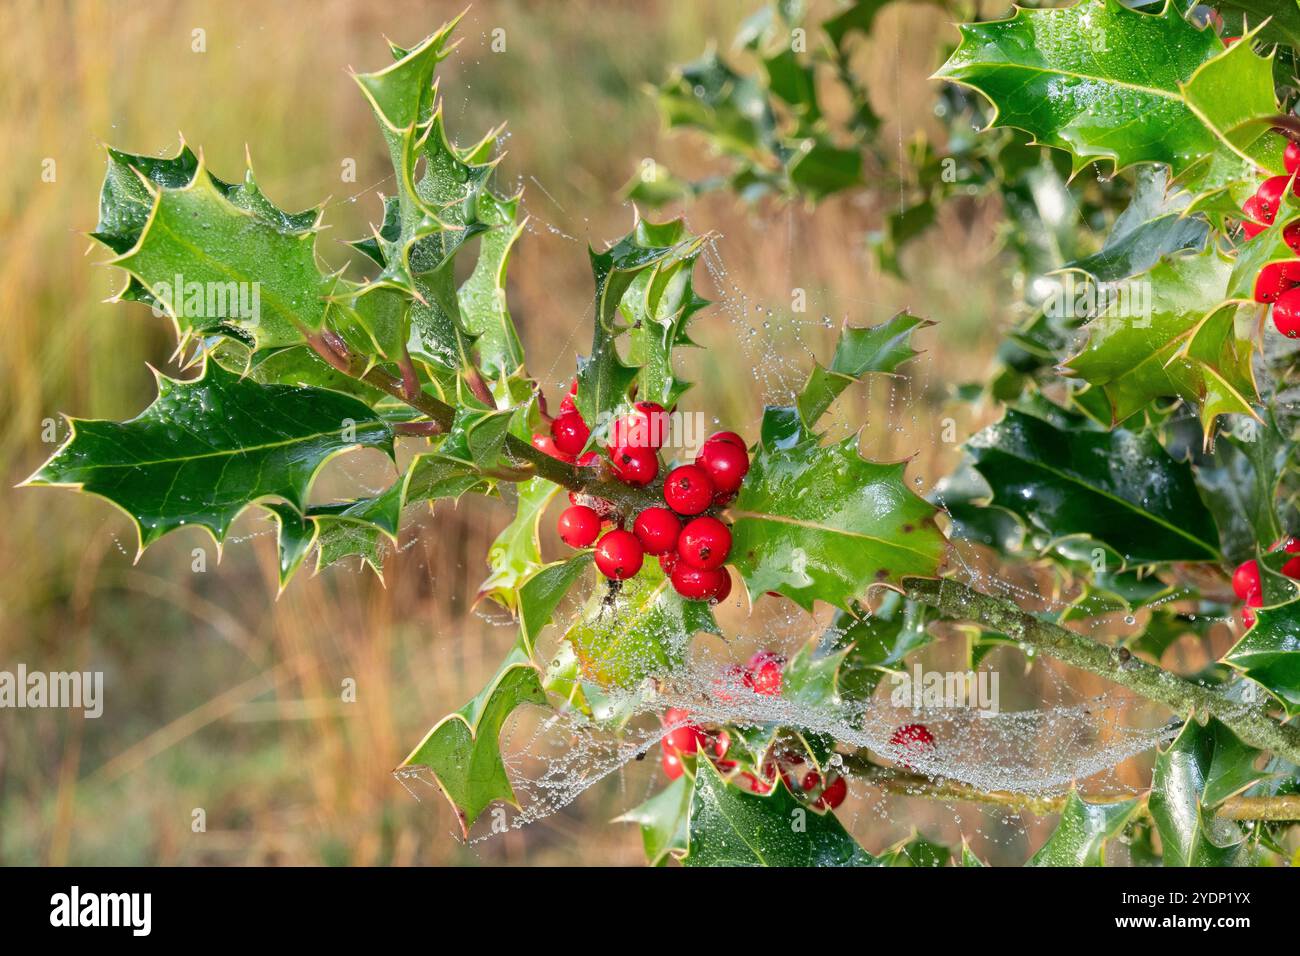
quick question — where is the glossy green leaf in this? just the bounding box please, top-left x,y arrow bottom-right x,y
616,775 -> 694,866
25,360 -> 393,553
937,0 -> 1279,176
1224,598 -> 1300,717
564,559 -> 719,689
517,554 -> 593,657
458,191 -> 526,379
796,312 -> 932,428
400,643 -> 546,835
1028,790 -> 1142,866
1064,250 -> 1256,437
730,431 -> 947,611
966,408 -> 1221,564
684,760 -> 875,867
478,478 -> 562,614
1148,717 -> 1257,866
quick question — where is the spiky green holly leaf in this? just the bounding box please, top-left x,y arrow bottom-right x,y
1028,790 -> 1142,866
91,143 -> 201,255
796,312 -> 932,428
478,478 -> 562,614
683,760 -> 875,867
1194,412 -> 1287,564
517,554 -> 593,657
658,49 -> 777,159
24,360 -> 393,553
880,832 -> 952,867
458,191 -> 526,379
623,222 -> 709,409
1064,168 -> 1208,282
960,840 -> 987,867
616,774 -> 694,866
111,156 -> 336,351
399,643 -> 546,836
1148,717 -> 1260,865
730,428 -> 947,612
1224,598 -> 1300,717
966,408 -> 1220,565
1064,250 -> 1256,437
353,19 -> 460,133
576,220 -> 703,434
937,0 -> 1281,177
1213,1 -> 1300,50
564,559 -> 719,689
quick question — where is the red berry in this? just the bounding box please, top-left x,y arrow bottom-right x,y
1232,559 -> 1262,602
633,506 -> 681,555
611,402 -> 667,450
678,516 -> 732,570
609,445 -> 659,486
704,431 -> 746,451
670,563 -> 727,601
663,464 -> 715,515
1274,286 -> 1300,337
559,394 -> 578,416
1253,261 -> 1300,303
1257,174 -> 1292,219
712,729 -> 731,760
745,651 -> 783,696
532,433 -> 575,463
1283,221 -> 1300,254
550,411 -> 590,456
661,747 -> 684,780
1272,536 -> 1300,578
1224,36 -> 1239,46
658,550 -> 679,576
696,440 -> 750,495
1241,606 -> 1256,629
819,774 -> 847,810
1242,195 -> 1272,239
594,529 -> 644,580
889,723 -> 936,769
1287,141 -> 1300,176
661,707 -> 704,755
557,505 -> 601,548
712,568 -> 733,604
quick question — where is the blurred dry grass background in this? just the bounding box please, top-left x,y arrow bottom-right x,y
0,0 -> 1101,865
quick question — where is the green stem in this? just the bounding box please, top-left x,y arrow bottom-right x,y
843,756 -> 1300,821
903,577 -> 1300,765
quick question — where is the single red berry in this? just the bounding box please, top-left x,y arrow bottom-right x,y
1283,220 -> 1300,255
1274,286 -> 1300,337
661,747 -> 684,780
704,431 -> 746,451
712,568 -> 733,604
1242,195 -> 1272,239
1287,141 -> 1300,176
557,505 -> 601,548
633,506 -> 681,555
609,445 -> 659,486
670,562 -> 727,601
1254,261 -> 1300,303
678,516 -> 732,570
532,433 -> 575,463
550,411 -> 590,456
594,529 -> 644,580
819,774 -> 847,810
745,651 -> 783,697
661,707 -> 705,755
1232,559 -> 1262,602
663,464 -> 715,515
1257,174 -> 1292,219
1241,606 -> 1256,629
696,440 -> 750,495
712,729 -> 731,760
889,723 -> 936,769
658,550 -> 679,576
611,402 -> 667,449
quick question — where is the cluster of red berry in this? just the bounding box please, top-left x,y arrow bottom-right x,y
537,380 -> 749,603
1231,537 -> 1300,627
1241,140 -> 1300,337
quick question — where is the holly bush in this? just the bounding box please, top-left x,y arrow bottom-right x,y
25,2 -> 1300,866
